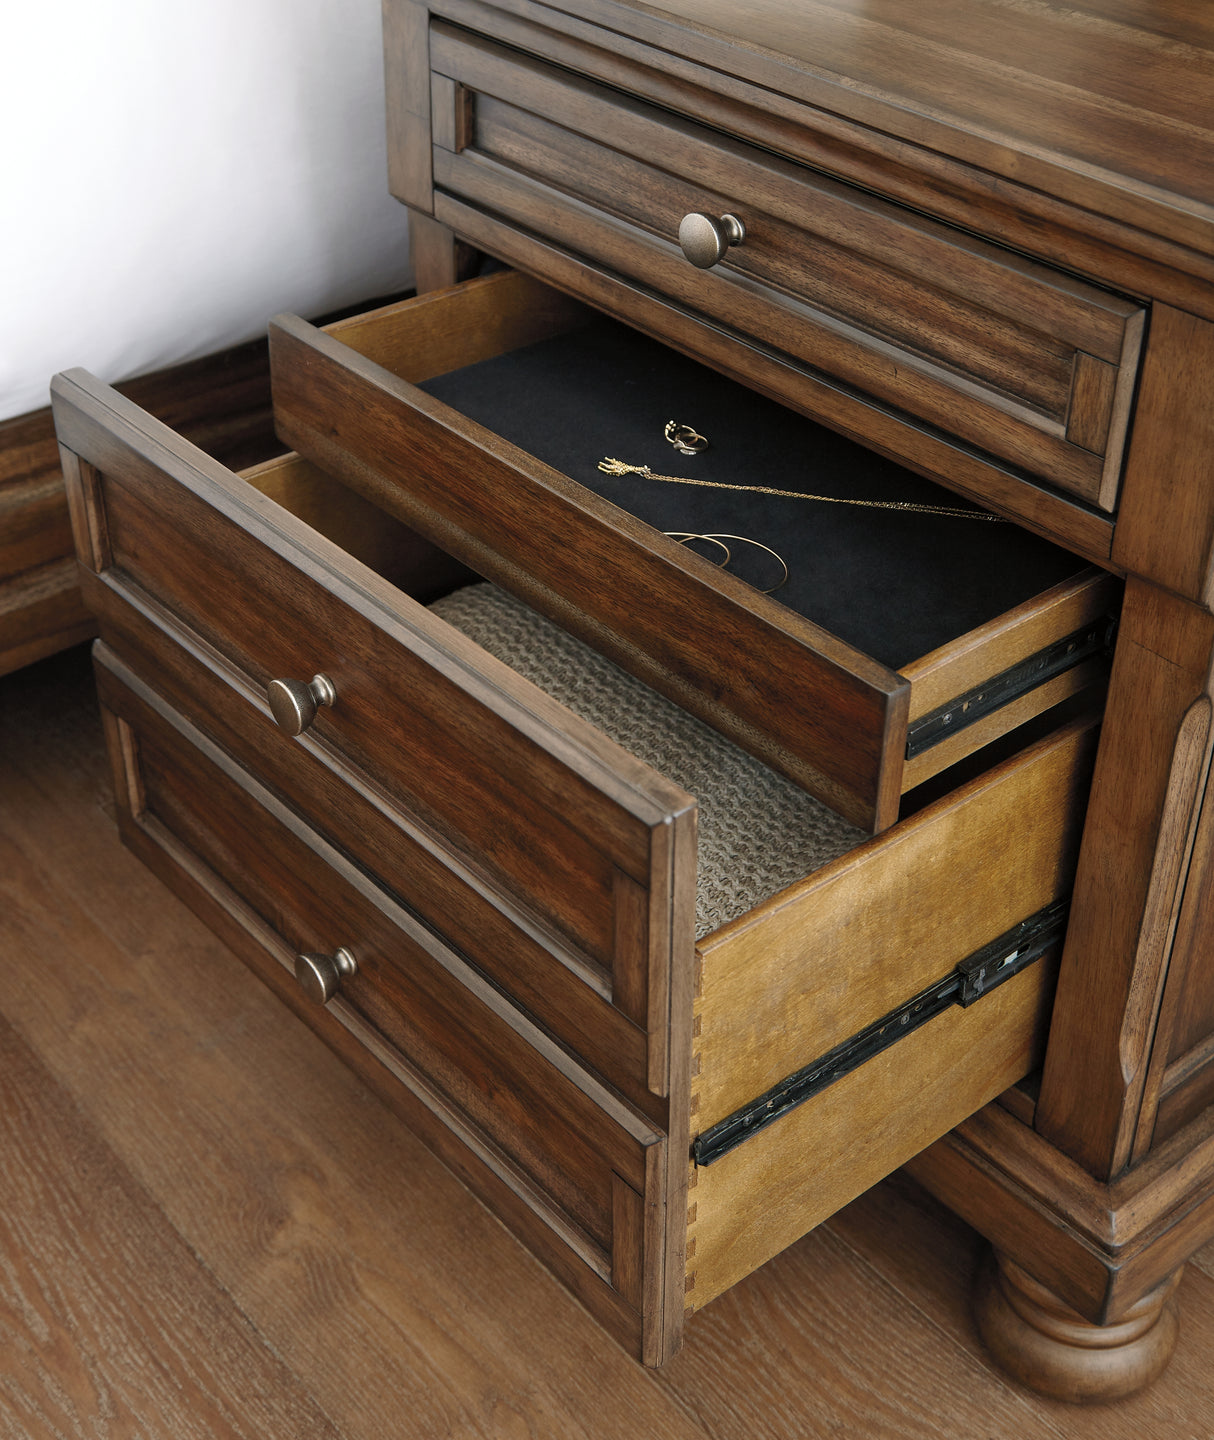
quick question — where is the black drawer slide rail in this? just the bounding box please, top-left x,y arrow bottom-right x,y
692,899 -> 1068,1167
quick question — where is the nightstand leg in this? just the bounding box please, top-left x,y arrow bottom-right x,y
973,1249 -> 1181,1404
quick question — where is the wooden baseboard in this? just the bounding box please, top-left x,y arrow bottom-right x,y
1,293 -> 411,677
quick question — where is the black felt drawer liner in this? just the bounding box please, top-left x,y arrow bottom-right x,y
419,318 -> 1084,669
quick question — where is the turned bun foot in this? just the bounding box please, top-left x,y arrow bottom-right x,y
973,1250 -> 1181,1404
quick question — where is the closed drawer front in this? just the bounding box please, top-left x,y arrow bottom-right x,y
426,19 -> 1144,516
270,268 -> 1117,832
95,653 -> 680,1366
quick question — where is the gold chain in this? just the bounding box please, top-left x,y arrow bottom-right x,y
596,458 -> 1005,522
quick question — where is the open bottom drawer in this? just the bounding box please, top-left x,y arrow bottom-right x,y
56,337 -> 1097,1367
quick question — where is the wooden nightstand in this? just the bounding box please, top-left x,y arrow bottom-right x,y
53,0 -> 1214,1404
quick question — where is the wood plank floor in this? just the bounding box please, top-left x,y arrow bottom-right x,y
3,643 -> 1213,1439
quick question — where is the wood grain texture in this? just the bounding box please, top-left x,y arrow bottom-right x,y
433,20 -> 1143,507
0,650 -> 707,1433
688,958 -> 1054,1310
382,0 -> 434,209
526,0 -> 1214,256
94,657 -> 681,1359
694,715 -> 1096,1129
1035,580 -> 1214,1179
0,1013 -> 344,1440
1,335 -> 279,676
271,296 -> 910,830
830,1173 -> 1214,1439
429,0 -> 1214,317
430,193 -> 1115,565
78,580 -> 664,1121
1114,305 -> 1214,606
53,367 -> 695,1102
407,209 -> 483,293
908,1096 -> 1214,1336
900,570 -> 1119,722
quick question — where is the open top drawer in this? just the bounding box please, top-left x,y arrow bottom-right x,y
270,269 -> 1117,831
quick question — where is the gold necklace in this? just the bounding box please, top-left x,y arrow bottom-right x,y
596,458 -> 1006,522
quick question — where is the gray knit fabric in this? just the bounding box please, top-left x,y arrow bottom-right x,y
430,583 -> 865,938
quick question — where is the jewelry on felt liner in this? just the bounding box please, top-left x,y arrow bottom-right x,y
666,531 -> 789,595
600,457 -> 1005,521
664,421 -> 709,455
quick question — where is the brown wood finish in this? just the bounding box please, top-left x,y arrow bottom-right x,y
95,653 -> 680,1362
973,1255 -> 1181,1404
40,0 -> 1214,1404
1035,580 -> 1214,1179
53,341 -> 1102,1377
519,0 -> 1214,258
1114,305 -> 1214,607
689,961 -> 1055,1312
899,572 -> 1120,723
52,370 -> 696,1104
270,274 -> 1113,831
96,664 -> 684,1366
0,1010 -> 344,1440
382,0 -> 434,211
429,193 -> 1116,565
270,289 -> 910,831
693,716 -> 1095,1128
430,20 -> 1144,510
425,0 -> 1214,319
908,1098 -> 1214,1337
77,582 -> 664,1118
0,336 -> 280,677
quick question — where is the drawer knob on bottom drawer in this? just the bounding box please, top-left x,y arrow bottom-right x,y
678,211 -> 746,268
267,674 -> 336,735
295,946 -> 358,1004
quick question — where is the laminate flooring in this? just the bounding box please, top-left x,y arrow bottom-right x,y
2,644 -> 1212,1440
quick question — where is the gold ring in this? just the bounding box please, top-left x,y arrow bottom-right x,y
664,421 -> 709,455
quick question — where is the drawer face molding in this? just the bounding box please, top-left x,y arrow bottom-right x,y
95,654 -> 677,1365
52,370 -> 696,1106
427,20 -> 1145,514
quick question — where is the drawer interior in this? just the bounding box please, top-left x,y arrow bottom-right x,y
412,312 -> 1085,669
271,269 -> 1117,830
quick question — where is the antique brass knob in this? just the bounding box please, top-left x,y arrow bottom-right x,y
678,211 -> 746,268
266,673 -> 336,735
295,946 -> 357,1004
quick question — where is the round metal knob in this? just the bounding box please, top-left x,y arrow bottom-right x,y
267,673 -> 336,735
678,211 -> 746,269
295,946 -> 357,1004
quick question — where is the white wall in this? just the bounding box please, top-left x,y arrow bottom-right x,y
1,0 -> 413,421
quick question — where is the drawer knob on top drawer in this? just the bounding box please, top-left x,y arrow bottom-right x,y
295,946 -> 358,1004
266,674 -> 336,735
678,212 -> 746,269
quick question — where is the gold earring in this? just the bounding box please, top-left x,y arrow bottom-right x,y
703,533 -> 789,594
664,421 -> 709,455
666,531 -> 732,566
